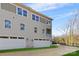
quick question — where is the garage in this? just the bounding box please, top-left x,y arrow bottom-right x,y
33,39 -> 51,48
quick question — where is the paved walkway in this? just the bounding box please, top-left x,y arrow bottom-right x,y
0,45 -> 79,56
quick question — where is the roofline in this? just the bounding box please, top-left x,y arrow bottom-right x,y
14,3 -> 53,20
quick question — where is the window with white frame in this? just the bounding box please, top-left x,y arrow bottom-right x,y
20,23 -> 25,30
5,20 -> 11,28
23,10 -> 27,16
36,16 -> 39,21
17,8 -> 22,15
32,14 -> 39,21
32,14 -> 36,20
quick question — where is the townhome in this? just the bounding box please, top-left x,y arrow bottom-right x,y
0,3 -> 53,50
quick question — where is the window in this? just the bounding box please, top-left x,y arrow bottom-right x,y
46,28 -> 51,34
36,16 -> 39,21
39,39 -> 42,40
40,17 -> 46,24
20,24 -> 25,30
34,39 -> 38,40
5,20 -> 11,28
10,37 -> 17,39
23,10 -> 27,16
34,27 -> 37,33
0,36 -> 9,39
17,8 -> 22,15
17,7 -> 28,16
46,20 -> 49,24
42,29 -> 45,34
47,20 -> 51,24
32,14 -> 35,20
47,21 -> 51,24
32,14 -> 39,21
18,37 -> 24,39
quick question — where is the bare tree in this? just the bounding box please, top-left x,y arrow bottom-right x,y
66,10 -> 79,46
53,10 -> 79,46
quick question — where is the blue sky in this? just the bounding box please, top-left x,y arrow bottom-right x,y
23,3 -> 79,36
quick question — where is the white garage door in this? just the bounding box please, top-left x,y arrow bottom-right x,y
33,40 -> 51,48
0,39 -> 26,50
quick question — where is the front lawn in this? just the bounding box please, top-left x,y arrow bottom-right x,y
63,50 -> 79,56
0,45 -> 58,53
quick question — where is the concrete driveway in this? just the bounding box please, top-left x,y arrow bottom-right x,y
0,45 -> 78,56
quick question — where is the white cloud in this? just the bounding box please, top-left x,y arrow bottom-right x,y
54,10 -> 77,19
52,29 -> 64,36
24,3 -> 70,12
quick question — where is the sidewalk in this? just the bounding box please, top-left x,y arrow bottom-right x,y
0,45 -> 78,56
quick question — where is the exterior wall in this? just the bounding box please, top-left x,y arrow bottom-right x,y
0,3 -> 52,49
1,3 -> 16,13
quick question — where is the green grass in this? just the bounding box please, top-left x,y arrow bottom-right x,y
63,50 -> 79,56
0,45 -> 58,53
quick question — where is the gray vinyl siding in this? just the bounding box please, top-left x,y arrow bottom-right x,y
1,3 -> 16,13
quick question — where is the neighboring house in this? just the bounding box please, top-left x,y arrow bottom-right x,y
0,3 -> 53,50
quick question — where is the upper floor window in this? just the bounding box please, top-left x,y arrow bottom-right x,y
47,20 -> 51,24
36,16 -> 39,21
20,23 -> 25,30
23,10 -> 27,16
32,14 -> 35,20
16,7 -> 28,17
5,20 -> 11,28
49,21 -> 51,24
17,8 -> 22,15
32,14 -> 39,21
